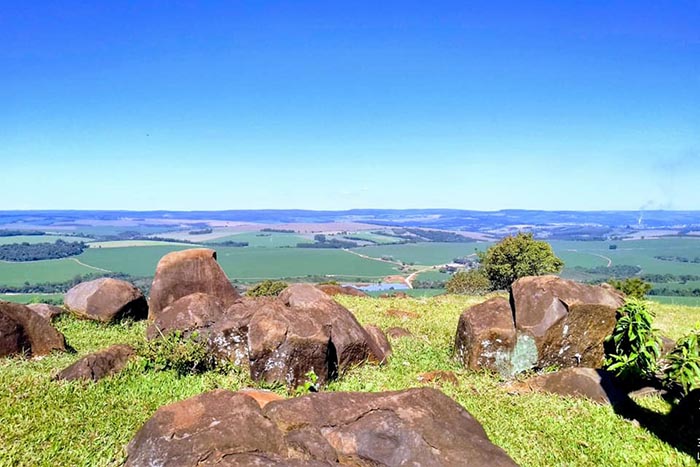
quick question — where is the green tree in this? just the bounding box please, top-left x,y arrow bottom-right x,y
478,232 -> 564,290
445,269 -> 491,295
608,277 -> 652,299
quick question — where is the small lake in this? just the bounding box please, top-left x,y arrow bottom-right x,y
353,283 -> 410,292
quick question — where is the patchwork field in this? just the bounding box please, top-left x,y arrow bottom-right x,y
1,295 -> 697,466
0,235 -> 92,245
0,258 -> 98,287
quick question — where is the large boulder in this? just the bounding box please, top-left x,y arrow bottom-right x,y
363,324 -> 392,364
0,301 -> 66,357
64,278 -> 148,323
455,297 -> 516,374
146,292 -> 225,340
27,303 -> 65,321
148,248 -> 240,319
510,367 -> 625,405
55,344 -> 135,382
510,276 -> 624,369
278,284 -> 377,370
125,388 -> 517,466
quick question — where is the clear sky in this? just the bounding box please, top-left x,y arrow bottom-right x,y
1,1 -> 698,211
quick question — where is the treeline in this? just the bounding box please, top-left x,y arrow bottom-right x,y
188,227 -> 213,235
0,240 -> 87,262
0,230 -> 45,237
573,265 -> 642,278
654,255 -> 700,264
261,228 -> 295,233
404,228 -> 474,243
297,234 -> 359,249
648,287 -> 700,297
412,280 -> 446,289
211,240 -> 249,247
641,273 -> 700,284
0,272 -> 149,295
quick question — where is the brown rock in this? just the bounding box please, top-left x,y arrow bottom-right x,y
239,388 -> 285,408
126,388 -> 517,467
418,370 -> 459,386
64,278 -> 148,323
146,293 -> 225,340
56,344 -> 135,382
148,248 -> 240,319
518,367 -> 625,404
317,284 -> 367,297
0,301 -> 66,357
278,284 -> 375,372
386,326 -> 413,339
26,303 -> 65,321
247,301 -> 332,387
511,276 -> 624,369
455,297 -> 516,373
364,325 -> 392,364
386,309 -> 419,319
660,335 -> 676,356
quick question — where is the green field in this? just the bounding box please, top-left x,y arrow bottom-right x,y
0,235 -> 92,245
0,293 -> 62,304
77,245 -> 398,281
341,232 -> 401,244
1,296 -> 697,466
209,231 -> 309,248
650,296 -> 700,307
352,242 -> 486,265
0,258 -> 97,287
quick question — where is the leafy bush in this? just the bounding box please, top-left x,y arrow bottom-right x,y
609,277 -> 652,299
663,328 -> 700,396
478,232 -> 564,290
445,269 -> 491,295
137,331 -> 215,376
246,280 -> 288,297
604,299 -> 661,381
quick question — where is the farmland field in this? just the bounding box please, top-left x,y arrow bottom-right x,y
352,242 -> 486,265
341,231 -> 401,244
208,231 -> 309,248
0,258 -> 97,287
0,293 -> 62,303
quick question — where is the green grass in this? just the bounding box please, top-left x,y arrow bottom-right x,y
0,235 -> 92,245
0,258 -> 97,287
208,231 -> 309,248
0,293 -> 62,304
352,242 -> 486,265
650,296 -> 700,307
1,296 -> 698,466
77,245 -> 399,282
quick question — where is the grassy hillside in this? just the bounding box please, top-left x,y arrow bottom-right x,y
1,296 -> 698,466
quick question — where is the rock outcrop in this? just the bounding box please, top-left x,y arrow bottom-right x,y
509,367 -> 625,404
64,278 -> 148,323
0,301 -> 66,357
27,303 -> 65,321
148,248 -> 240,319
455,297 -> 516,373
317,284 -> 367,297
125,388 -> 517,467
55,344 -> 135,382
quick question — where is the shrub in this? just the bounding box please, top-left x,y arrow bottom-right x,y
478,232 -> 564,290
137,331 -> 214,376
609,277 -> 652,299
663,328 -> 700,396
604,299 -> 661,381
445,269 -> 491,295
247,280 -> 288,297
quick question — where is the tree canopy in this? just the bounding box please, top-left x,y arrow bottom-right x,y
478,232 -> 564,290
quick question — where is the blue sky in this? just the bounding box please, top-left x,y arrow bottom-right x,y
1,1 -> 698,210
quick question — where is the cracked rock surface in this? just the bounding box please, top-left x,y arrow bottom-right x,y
125,387 -> 518,467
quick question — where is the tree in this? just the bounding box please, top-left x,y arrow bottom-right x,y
478,232 -> 564,290
445,269 -> 491,295
608,277 -> 652,299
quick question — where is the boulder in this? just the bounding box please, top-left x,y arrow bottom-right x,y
27,303 -> 65,321
148,248 -> 240,319
146,293 -> 225,340
278,284 -> 375,371
64,278 -> 148,323
55,344 -> 135,381
386,326 -> 413,339
0,301 -> 66,357
513,367 -> 625,405
363,324 -> 392,364
125,388 -> 517,467
455,297 -> 516,374
317,284 -> 367,297
510,276 -> 623,369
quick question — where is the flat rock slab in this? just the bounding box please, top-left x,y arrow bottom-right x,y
0,301 -> 66,357
55,344 -> 135,382
64,278 -> 148,323
125,387 -> 518,467
148,248 -> 240,319
510,367 -> 625,405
